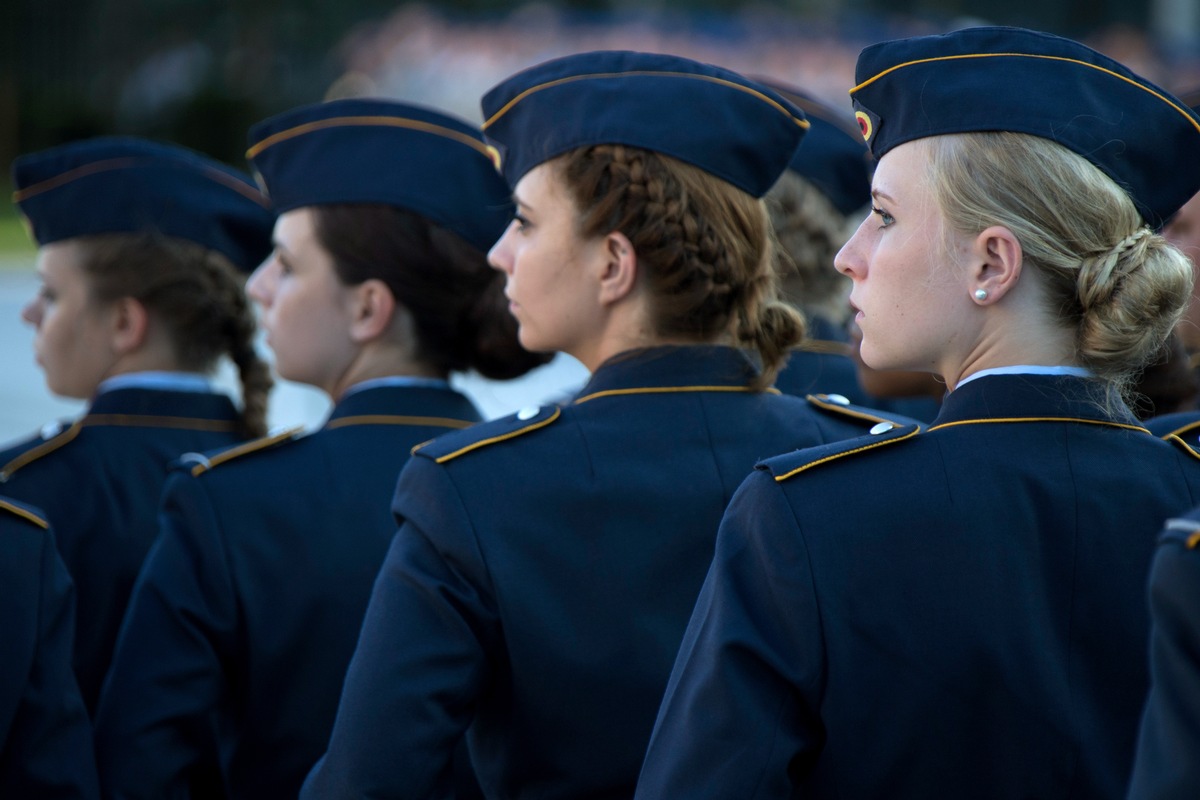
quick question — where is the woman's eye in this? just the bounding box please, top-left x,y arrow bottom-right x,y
513,213 -> 530,233
872,206 -> 895,228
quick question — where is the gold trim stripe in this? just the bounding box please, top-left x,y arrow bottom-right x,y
851,53 -> 1200,136
13,158 -> 270,208
927,416 -> 1149,434
431,408 -> 561,464
327,414 -> 474,430
483,71 -> 810,131
1160,421 -> 1200,440
190,426 -> 304,477
0,422 -> 82,481
1163,433 -> 1200,463
0,499 -> 49,529
574,385 -> 780,405
775,425 -> 920,481
246,116 -> 494,160
1189,531 -> 1200,549
84,414 -> 238,432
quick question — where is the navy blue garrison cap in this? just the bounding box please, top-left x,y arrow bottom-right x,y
12,137 -> 274,272
247,99 -> 512,252
850,26 -> 1200,228
480,51 -> 809,198
758,79 -> 872,215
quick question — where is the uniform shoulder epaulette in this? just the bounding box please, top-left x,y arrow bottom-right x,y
1161,419 -> 1200,441
412,405 -> 560,464
759,418 -> 921,483
805,392 -> 920,428
178,426 -> 305,477
0,419 -> 82,482
1162,430 -> 1200,462
1161,516 -> 1200,550
0,497 -> 50,530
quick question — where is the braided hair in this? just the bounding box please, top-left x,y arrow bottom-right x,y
556,145 -> 804,389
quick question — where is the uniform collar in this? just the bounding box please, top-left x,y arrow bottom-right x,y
576,345 -> 761,400
327,382 -> 482,425
932,372 -> 1137,428
86,384 -> 238,421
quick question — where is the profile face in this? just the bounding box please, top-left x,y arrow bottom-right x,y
246,207 -> 359,395
487,161 -> 607,364
22,240 -> 119,399
833,138 -> 975,380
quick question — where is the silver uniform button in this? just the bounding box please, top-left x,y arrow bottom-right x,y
516,406 -> 540,421
824,393 -> 851,405
869,422 -> 895,435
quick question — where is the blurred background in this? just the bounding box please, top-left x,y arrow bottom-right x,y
1,0 -> 1198,442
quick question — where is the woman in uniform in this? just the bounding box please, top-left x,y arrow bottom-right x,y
2,138 -> 274,711
0,496 -> 96,799
634,27 -> 1200,800
93,98 -> 542,799
301,51 -> 910,800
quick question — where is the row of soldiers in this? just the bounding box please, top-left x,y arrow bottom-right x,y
2,23 -> 1200,800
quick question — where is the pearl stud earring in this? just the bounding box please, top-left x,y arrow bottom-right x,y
974,288 -> 988,301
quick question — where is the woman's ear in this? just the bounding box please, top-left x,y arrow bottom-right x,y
597,231 -> 638,306
971,225 -> 1023,304
348,278 -> 397,343
109,296 -> 150,356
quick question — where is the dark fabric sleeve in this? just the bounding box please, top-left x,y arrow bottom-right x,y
301,456 -> 496,800
0,526 -> 100,800
1127,540 -> 1200,800
93,472 -> 236,800
635,469 -> 826,800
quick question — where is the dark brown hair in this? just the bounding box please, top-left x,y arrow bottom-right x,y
556,145 -> 804,389
79,232 -> 271,439
311,203 -> 548,380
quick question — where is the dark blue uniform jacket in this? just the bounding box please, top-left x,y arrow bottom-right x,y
1127,509 -> 1200,800
301,345 -> 910,800
0,497 -> 98,799
93,384 -> 482,800
636,373 -> 1200,800
0,388 -> 244,711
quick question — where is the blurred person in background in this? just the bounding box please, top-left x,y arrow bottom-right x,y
635,27 -> 1200,800
1127,506 -> 1200,800
93,98 -> 545,799
1144,88 -> 1200,437
762,82 -> 871,406
1124,84 -> 1200,800
301,51 -> 912,800
2,138 -> 274,713
762,83 -> 945,422
0,496 -> 97,799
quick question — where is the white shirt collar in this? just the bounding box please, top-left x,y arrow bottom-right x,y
97,371 -> 214,395
955,364 -> 1093,390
